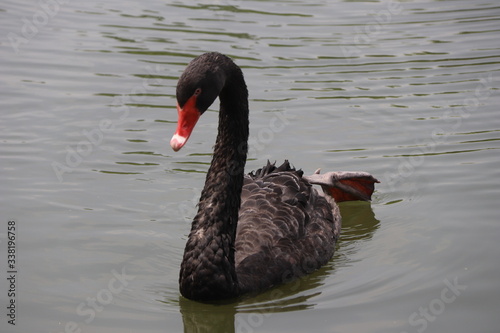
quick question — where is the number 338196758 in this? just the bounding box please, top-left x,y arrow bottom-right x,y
7,220 -> 16,269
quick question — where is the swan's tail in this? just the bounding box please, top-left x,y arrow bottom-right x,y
304,170 -> 379,202
249,160 -> 303,178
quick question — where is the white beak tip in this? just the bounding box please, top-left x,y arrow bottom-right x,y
170,134 -> 187,151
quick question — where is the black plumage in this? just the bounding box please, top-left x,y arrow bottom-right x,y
173,53 -> 377,301
236,161 -> 340,295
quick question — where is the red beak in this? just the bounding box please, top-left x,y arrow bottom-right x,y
170,95 -> 201,151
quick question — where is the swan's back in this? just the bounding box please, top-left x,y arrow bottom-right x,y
235,161 -> 340,293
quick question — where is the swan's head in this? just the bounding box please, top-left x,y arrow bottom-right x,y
170,53 -> 228,151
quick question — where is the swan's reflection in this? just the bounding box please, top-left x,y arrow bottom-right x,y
178,201 -> 379,333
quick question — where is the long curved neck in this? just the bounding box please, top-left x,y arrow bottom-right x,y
179,64 -> 249,301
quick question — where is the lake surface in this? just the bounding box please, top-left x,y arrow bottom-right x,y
1,0 -> 500,332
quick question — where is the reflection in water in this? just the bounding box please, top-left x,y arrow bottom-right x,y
180,298 -> 236,333
338,201 -> 380,243
177,201 -> 379,332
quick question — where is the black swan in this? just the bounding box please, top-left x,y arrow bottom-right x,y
170,52 -> 378,301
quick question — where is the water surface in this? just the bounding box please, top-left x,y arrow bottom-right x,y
1,0 -> 500,332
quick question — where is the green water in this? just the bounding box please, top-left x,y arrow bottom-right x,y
1,0 -> 500,332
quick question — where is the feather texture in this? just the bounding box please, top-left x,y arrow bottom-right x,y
236,161 -> 340,294
174,53 -> 376,301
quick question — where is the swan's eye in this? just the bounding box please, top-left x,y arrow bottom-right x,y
194,88 -> 202,96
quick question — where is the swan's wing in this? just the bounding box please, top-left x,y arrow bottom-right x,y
304,171 -> 379,202
235,161 -> 339,293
